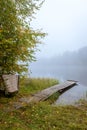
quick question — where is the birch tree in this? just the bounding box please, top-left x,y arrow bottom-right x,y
0,0 -> 45,74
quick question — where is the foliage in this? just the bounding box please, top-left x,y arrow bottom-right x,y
0,0 -> 45,74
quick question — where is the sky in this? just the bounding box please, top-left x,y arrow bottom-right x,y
31,0 -> 87,58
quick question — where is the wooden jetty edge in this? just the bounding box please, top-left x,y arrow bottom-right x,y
13,80 -> 77,109
30,80 -> 77,102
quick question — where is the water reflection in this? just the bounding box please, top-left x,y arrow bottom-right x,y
30,66 -> 87,104
54,84 -> 87,105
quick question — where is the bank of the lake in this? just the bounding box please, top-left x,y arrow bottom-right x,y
0,78 -> 87,130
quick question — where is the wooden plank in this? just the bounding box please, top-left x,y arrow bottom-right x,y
18,81 -> 76,105
6,80 -> 77,110
31,81 -> 76,102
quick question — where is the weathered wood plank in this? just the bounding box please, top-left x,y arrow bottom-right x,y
31,81 -> 76,102
4,81 -> 77,110
18,81 -> 76,106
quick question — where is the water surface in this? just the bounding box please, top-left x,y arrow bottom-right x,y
54,83 -> 87,105
30,66 -> 87,104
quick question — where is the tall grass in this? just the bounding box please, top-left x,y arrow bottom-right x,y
0,77 -> 59,104
19,77 -> 59,96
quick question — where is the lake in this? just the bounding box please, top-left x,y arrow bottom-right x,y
30,65 -> 87,105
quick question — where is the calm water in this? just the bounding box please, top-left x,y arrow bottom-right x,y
54,84 -> 87,105
30,66 -> 87,105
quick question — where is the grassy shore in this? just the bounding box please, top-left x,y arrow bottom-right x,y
0,78 -> 87,130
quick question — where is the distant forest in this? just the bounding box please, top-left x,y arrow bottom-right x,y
31,46 -> 87,69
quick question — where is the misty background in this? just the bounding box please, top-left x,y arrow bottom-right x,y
31,0 -> 87,58
30,0 -> 87,86
30,46 -> 87,85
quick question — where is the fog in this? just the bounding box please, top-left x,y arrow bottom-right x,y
30,0 -> 87,86
31,0 -> 87,58
30,46 -> 87,86
30,46 -> 87,68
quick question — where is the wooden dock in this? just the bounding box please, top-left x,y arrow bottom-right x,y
12,80 -> 77,109
30,80 -> 76,102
